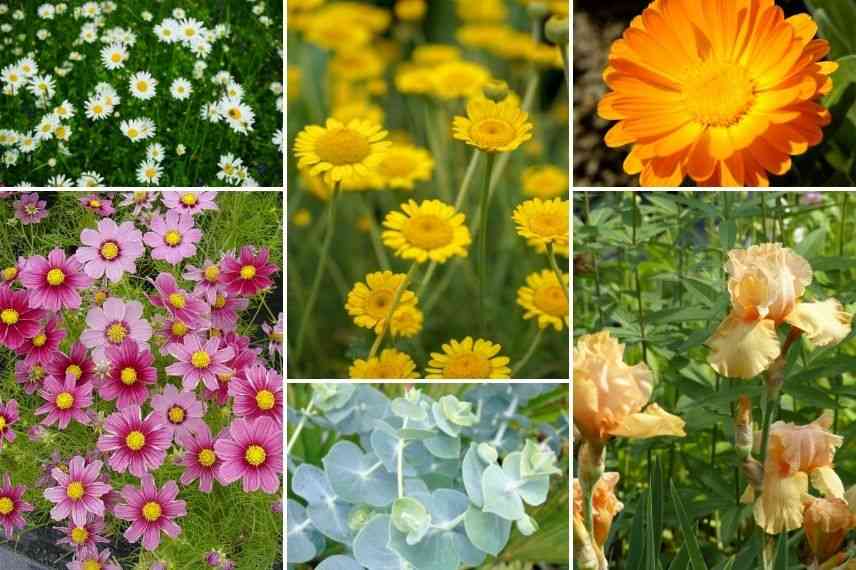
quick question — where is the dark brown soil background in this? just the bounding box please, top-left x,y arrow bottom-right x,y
573,0 -> 811,187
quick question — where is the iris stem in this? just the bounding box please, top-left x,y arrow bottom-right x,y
293,183 -> 340,366
368,261 -> 419,360
478,152 -> 496,335
511,328 -> 545,378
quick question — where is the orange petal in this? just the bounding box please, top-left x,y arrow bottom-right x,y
785,300 -> 853,347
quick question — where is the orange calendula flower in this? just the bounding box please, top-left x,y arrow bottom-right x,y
707,244 -> 852,379
598,0 -> 838,187
573,331 -> 686,446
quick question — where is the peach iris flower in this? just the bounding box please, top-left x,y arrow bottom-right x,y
802,496 -> 855,563
573,473 -> 624,549
748,413 -> 844,534
707,243 -> 852,379
574,331 -> 686,446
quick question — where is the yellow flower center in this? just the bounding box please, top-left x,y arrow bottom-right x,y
198,448 -> 216,467
106,322 -> 127,343
89,199 -> 101,208
444,352 -> 491,379
0,309 -> 18,325
101,240 -> 122,260
255,389 -> 275,410
534,285 -> 568,317
217,371 -> 234,383
402,214 -> 454,250
66,481 -> 85,501
111,52 -> 122,63
0,416 -> 6,431
171,320 -> 188,336
214,295 -> 226,309
366,289 -> 395,319
228,107 -> 242,120
128,128 -> 140,140
66,364 -> 82,379
83,560 -> 102,570
682,61 -> 755,128
168,293 -> 186,309
529,212 -> 567,238
70,526 -> 89,544
378,153 -> 417,178
46,268 -> 66,286
245,444 -> 267,466
56,392 -> 75,410
180,193 -> 197,206
203,265 -> 220,282
316,128 -> 371,165
125,430 -> 146,451
32,333 -> 47,347
270,331 -> 283,342
142,501 -> 162,522
134,191 -> 147,202
470,118 -> 516,148
120,367 -> 138,385
168,405 -> 186,424
164,230 -> 182,246
0,497 -> 14,515
240,265 -> 257,280
136,80 -> 148,92
191,350 -> 211,368
93,104 -> 103,114
2,267 -> 17,280
31,365 -> 45,380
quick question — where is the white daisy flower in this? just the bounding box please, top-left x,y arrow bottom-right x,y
177,17 -> 204,44
3,150 -> 20,167
102,1 -> 116,14
17,57 -> 38,77
37,29 -> 51,41
217,96 -> 255,134
136,159 -> 162,185
129,71 -> 157,100
154,19 -> 179,43
120,118 -> 147,142
84,96 -> 113,120
242,176 -> 259,188
15,182 -> 33,188
34,114 -> 59,141
53,100 -> 75,120
269,82 -> 283,95
53,123 -> 71,142
78,171 -> 104,187
217,153 -> 243,183
272,129 -> 283,153
80,23 -> 98,43
224,81 -> 243,100
100,43 -> 128,70
200,102 -> 222,123
142,11 -> 153,22
47,174 -> 74,187
138,117 -> 156,139
176,144 -> 186,156
28,74 -> 56,99
146,142 -> 165,163
212,71 -> 232,86
0,130 -> 19,146
170,77 -> 192,100
18,132 -> 38,154
1,65 -> 24,89
172,8 -> 186,20
189,39 -> 212,58
80,1 -> 99,18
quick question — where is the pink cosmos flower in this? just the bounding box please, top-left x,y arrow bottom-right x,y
0,474 -> 33,539
262,312 -> 283,357
35,373 -> 93,429
18,316 -> 65,365
76,218 -> 145,282
0,256 -> 25,285
81,298 -> 152,362
14,360 -> 47,394
44,455 -> 111,526
178,425 -> 222,493
183,259 -> 224,303
203,333 -> 259,405
149,272 -> 210,327
143,210 -> 201,264
150,384 -> 207,442
19,248 -> 93,311
0,284 -> 44,350
210,293 -> 248,331
215,416 -> 282,494
99,339 -> 157,407
114,475 -> 186,551
162,191 -> 218,216
230,365 -> 282,425
166,334 -> 235,391
0,399 -> 18,448
46,342 -> 95,385
67,546 -> 122,570
220,246 -> 277,297
79,194 -> 116,216
120,191 -> 156,215
96,406 -> 170,477
55,517 -> 109,552
159,316 -> 194,353
13,192 -> 48,224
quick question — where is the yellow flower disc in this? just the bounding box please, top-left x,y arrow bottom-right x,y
426,337 -> 511,379
452,97 -> 533,152
349,348 -> 420,379
382,200 -> 471,263
345,271 -> 418,334
517,269 -> 569,331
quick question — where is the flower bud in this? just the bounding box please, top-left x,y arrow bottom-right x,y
578,441 -> 604,491
545,16 -> 569,45
526,1 -> 548,20
803,497 -> 855,564
741,456 -> 764,493
735,394 -> 753,460
482,79 -> 510,102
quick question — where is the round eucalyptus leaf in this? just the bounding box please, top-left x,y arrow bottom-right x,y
391,397 -> 428,422
287,499 -> 325,563
391,497 -> 431,545
323,441 -> 396,507
476,442 -> 498,464
463,506 -> 512,556
428,489 -> 469,526
316,555 -> 365,570
481,464 -> 525,521
423,433 -> 461,459
450,529 -> 487,568
462,444 -> 488,507
309,500 -> 353,544
389,524 -> 460,570
503,451 -> 550,507
353,515 -> 405,570
334,386 -> 390,434
293,464 -> 335,505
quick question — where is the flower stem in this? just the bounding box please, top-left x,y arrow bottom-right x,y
293,183 -> 340,365
285,397 -> 315,456
368,261 -> 419,359
478,152 -> 496,335
454,150 -> 482,211
511,328 -> 545,378
397,419 -> 408,498
547,243 -> 569,303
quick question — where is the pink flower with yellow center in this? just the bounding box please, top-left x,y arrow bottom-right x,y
18,316 -> 65,365
45,342 -> 95,386
229,365 -> 282,425
99,339 -> 157,407
54,517 -> 108,552
215,416 -> 282,494
166,334 -> 234,391
220,246 -> 278,297
0,399 -> 19,449
262,313 -> 283,357
43,455 -> 111,527
76,218 -> 145,282
178,425 -> 223,493
96,406 -> 170,477
19,248 -> 93,311
14,360 -> 47,395
149,272 -> 210,328
707,243 -> 853,379
114,475 -> 186,551
162,191 -> 219,216
209,292 -> 248,331
81,297 -> 152,363
79,193 -> 115,216
143,210 -> 202,264
13,192 -> 48,225
0,473 -> 33,539
67,546 -> 121,570
35,372 -> 93,430
183,259 -> 224,303
150,384 -> 207,442
0,284 -> 44,350
203,334 -> 259,406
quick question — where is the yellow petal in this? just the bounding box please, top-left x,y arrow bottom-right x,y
785,299 -> 853,347
609,403 -> 686,439
811,466 -> 845,498
706,313 -> 781,379
754,472 -> 808,534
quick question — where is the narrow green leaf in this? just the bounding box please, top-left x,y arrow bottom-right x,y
646,490 -> 656,570
651,458 -> 664,557
627,494 -> 647,565
667,545 -> 689,570
670,482 -> 708,570
732,534 -> 760,570
773,533 -> 789,570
